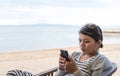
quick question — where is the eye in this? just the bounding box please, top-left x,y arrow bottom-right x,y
84,40 -> 90,43
79,38 -> 81,42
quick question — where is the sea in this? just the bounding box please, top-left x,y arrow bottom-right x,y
0,24 -> 120,52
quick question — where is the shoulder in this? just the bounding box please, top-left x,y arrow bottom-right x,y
94,53 -> 110,63
92,53 -> 111,65
70,51 -> 81,59
92,53 -> 112,71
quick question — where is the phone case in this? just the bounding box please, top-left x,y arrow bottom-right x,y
60,49 -> 70,61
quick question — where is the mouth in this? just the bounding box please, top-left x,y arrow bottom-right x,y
81,48 -> 85,51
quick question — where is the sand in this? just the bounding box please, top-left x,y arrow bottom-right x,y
0,44 -> 120,76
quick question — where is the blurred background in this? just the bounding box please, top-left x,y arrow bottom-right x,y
0,0 -> 120,51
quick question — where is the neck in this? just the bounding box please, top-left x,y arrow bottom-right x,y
80,52 -> 98,61
83,51 -> 98,57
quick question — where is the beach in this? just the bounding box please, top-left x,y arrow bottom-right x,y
0,44 -> 120,76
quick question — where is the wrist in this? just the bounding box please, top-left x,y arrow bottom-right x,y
73,69 -> 79,75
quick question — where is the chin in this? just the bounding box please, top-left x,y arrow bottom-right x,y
82,51 -> 88,54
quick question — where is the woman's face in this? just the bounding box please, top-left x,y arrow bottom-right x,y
79,33 -> 101,55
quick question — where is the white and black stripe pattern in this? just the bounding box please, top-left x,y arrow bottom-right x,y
55,52 -> 112,76
71,52 -> 108,76
72,52 -> 94,76
6,69 -> 34,76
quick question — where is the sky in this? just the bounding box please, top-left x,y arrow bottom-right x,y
0,0 -> 120,26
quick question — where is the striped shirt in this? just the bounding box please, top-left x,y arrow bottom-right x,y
55,52 -> 112,76
6,69 -> 34,76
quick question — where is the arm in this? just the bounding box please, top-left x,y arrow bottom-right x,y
65,56 -> 86,76
55,52 -> 80,76
56,52 -> 89,76
56,51 -> 80,76
91,59 -> 104,76
91,55 -> 112,76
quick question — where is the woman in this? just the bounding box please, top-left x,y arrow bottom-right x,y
56,23 -> 112,76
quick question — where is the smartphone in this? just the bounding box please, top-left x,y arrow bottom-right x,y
60,49 -> 70,61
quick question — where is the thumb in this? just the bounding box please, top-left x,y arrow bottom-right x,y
68,55 -> 74,62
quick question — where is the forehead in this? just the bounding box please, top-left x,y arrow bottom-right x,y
79,33 -> 94,40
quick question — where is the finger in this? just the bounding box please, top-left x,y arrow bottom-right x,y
59,62 -> 65,70
59,57 -> 66,63
59,56 -> 66,61
59,63 -> 65,67
59,58 -> 66,64
59,56 -> 66,69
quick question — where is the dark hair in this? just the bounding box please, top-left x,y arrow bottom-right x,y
79,23 -> 103,48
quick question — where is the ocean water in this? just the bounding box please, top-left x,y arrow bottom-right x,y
0,24 -> 120,52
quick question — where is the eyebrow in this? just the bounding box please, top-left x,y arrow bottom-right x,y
79,38 -> 90,41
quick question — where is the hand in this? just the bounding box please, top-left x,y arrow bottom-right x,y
59,56 -> 66,70
65,56 -> 78,73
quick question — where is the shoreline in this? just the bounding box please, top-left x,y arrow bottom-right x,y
0,43 -> 120,53
0,44 -> 120,76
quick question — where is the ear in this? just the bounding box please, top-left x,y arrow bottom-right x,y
96,40 -> 102,48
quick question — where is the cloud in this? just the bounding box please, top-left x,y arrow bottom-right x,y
0,0 -> 120,8
0,0 -> 120,25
